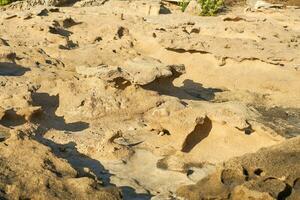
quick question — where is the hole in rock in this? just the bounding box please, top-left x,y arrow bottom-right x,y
187,169 -> 194,176
112,77 -> 131,89
116,26 -> 129,39
243,167 -> 249,181
254,168 -> 263,176
161,129 -> 170,136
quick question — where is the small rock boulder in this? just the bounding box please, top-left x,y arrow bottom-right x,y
185,0 -> 202,15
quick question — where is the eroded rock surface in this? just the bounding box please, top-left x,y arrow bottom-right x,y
0,0 -> 299,199
0,128 -> 122,200
177,137 -> 300,200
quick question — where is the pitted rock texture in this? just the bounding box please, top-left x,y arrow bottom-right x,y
0,0 -> 299,199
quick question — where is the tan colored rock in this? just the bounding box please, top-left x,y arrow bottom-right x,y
0,107 -> 4,120
76,57 -> 185,86
73,0 -> 107,7
145,102 -> 208,151
0,129 -> 122,200
184,0 -> 202,15
0,2 -> 299,199
123,57 -> 185,85
231,185 -> 275,200
247,0 -> 284,9
177,137 -> 300,199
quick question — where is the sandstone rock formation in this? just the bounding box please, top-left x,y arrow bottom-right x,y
177,137 -> 300,200
0,128 -> 122,200
0,0 -> 299,199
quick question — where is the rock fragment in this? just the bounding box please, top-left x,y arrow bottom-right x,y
145,101 -> 209,152
76,57 -> 185,86
73,0 -> 108,7
177,137 -> 300,200
0,129 -> 122,200
246,0 -> 284,10
184,0 -> 202,15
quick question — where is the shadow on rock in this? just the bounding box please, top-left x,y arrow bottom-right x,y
31,92 -> 89,133
30,92 -> 151,199
143,74 -> 224,101
159,6 -> 172,14
177,137 -> 300,200
36,137 -> 152,200
0,109 -> 27,127
120,186 -> 153,200
182,117 -> 212,153
36,137 -> 112,184
0,62 -> 30,76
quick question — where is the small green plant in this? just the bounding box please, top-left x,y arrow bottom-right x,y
0,0 -> 14,6
179,0 -> 190,12
198,0 -> 224,16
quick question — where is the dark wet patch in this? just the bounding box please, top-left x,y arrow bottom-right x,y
255,106 -> 300,138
